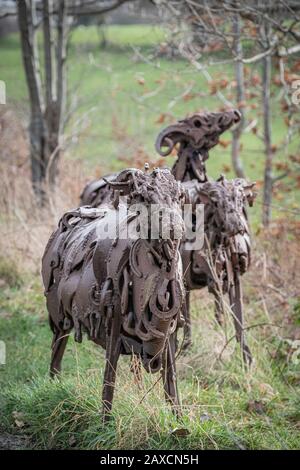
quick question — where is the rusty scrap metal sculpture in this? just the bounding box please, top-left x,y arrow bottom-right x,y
79,110 -> 256,365
181,177 -> 255,364
156,110 -> 255,365
42,168 -> 186,421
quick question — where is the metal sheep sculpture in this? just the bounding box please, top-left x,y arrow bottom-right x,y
155,110 -> 256,365
42,168 -> 187,421
79,110 -> 256,366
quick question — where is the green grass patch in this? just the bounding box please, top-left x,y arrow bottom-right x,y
0,279 -> 299,450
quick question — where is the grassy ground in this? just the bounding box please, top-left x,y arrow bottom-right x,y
0,271 -> 299,450
0,25 -> 300,450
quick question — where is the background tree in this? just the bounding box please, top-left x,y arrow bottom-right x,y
157,0 -> 300,226
17,0 -> 67,203
12,0 -> 133,204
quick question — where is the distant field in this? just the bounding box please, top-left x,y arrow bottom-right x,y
0,25 -> 299,226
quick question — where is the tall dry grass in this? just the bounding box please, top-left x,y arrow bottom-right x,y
0,136 -> 87,274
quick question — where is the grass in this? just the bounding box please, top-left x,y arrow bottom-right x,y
0,24 -> 300,450
0,275 -> 300,450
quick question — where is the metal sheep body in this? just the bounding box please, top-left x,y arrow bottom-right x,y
42,168 -> 186,421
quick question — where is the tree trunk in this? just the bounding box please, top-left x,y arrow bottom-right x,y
262,23 -> 273,227
43,0 -> 57,188
42,0 -> 67,187
17,0 -> 67,204
47,0 -> 67,186
17,0 -> 47,204
231,13 -> 245,179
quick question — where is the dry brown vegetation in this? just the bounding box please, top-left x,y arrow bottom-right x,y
0,107 -> 88,277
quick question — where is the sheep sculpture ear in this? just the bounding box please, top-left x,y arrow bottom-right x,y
104,169 -> 140,196
243,182 -> 257,207
104,169 -> 140,209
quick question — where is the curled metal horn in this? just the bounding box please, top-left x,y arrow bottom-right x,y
155,136 -> 177,157
155,123 -> 189,157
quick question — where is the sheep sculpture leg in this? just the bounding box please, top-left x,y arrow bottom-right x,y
229,272 -> 252,367
161,333 -> 181,418
102,307 -> 122,423
50,328 -> 70,378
